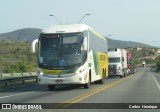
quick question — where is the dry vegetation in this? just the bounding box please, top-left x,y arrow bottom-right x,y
0,40 -> 37,73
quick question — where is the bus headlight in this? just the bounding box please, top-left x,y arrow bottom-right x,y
80,67 -> 85,73
75,67 -> 85,75
37,68 -> 43,75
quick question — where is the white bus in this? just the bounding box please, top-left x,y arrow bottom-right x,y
32,24 -> 108,90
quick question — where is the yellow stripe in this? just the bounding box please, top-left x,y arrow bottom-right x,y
57,74 -> 134,108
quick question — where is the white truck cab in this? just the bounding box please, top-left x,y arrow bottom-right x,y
108,49 -> 127,78
142,61 -> 146,67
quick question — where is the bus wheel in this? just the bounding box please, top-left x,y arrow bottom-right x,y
98,79 -> 103,84
83,83 -> 90,89
98,79 -> 104,84
99,69 -> 105,84
48,85 -> 56,90
83,75 -> 90,89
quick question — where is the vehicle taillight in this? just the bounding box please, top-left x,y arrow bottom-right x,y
128,64 -> 131,69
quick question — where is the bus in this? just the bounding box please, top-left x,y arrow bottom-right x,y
32,24 -> 108,90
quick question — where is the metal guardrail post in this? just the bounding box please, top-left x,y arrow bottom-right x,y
21,72 -> 23,76
36,78 -> 38,82
5,82 -> 8,86
0,74 -> 2,79
22,80 -> 25,84
11,73 -> 14,78
22,72 -> 25,84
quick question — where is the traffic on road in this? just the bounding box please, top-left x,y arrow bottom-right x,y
0,66 -> 160,111
0,24 -> 160,112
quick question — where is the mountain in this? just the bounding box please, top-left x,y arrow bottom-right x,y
106,37 -> 153,48
0,28 -> 41,42
0,28 -> 153,48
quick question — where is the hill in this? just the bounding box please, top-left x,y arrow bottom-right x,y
0,40 -> 37,73
0,28 -> 153,48
0,28 -> 41,42
106,37 -> 153,48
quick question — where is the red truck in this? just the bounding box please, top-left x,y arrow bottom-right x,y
127,51 -> 136,74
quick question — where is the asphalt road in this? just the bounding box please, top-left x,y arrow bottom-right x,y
0,66 -> 160,112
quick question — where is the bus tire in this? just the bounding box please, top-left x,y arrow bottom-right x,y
98,79 -> 103,84
48,85 -> 56,90
83,82 -> 90,89
95,69 -> 105,84
83,79 -> 90,89
99,69 -> 105,84
83,72 -> 91,89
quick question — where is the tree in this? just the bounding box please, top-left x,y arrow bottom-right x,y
156,56 -> 160,72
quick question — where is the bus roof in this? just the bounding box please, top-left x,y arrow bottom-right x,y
41,24 -> 92,33
41,24 -> 106,40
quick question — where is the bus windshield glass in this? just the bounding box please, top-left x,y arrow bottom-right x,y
38,33 -> 84,69
109,57 -> 120,63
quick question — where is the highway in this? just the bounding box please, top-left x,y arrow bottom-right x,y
0,66 -> 160,112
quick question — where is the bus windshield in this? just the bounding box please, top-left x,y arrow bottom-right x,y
38,33 -> 84,69
109,57 -> 120,63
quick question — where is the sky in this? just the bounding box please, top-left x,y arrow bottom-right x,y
1,0 -> 160,46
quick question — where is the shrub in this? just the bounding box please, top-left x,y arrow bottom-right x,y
3,61 -> 32,73
156,56 -> 160,72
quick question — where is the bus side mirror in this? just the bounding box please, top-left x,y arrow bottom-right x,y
31,39 -> 38,53
83,37 -> 87,50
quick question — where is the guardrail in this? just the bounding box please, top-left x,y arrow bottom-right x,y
0,72 -> 38,86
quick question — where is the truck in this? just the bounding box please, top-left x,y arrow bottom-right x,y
108,49 -> 127,78
142,60 -> 146,67
127,51 -> 136,74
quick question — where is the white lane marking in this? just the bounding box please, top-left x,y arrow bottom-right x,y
152,73 -> 160,91
0,88 -> 47,99
0,91 -> 34,99
0,84 -> 38,91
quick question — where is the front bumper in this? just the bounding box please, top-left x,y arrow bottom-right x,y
38,74 -> 86,85
109,69 -> 123,76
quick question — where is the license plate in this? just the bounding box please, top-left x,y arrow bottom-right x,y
55,80 -> 63,83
